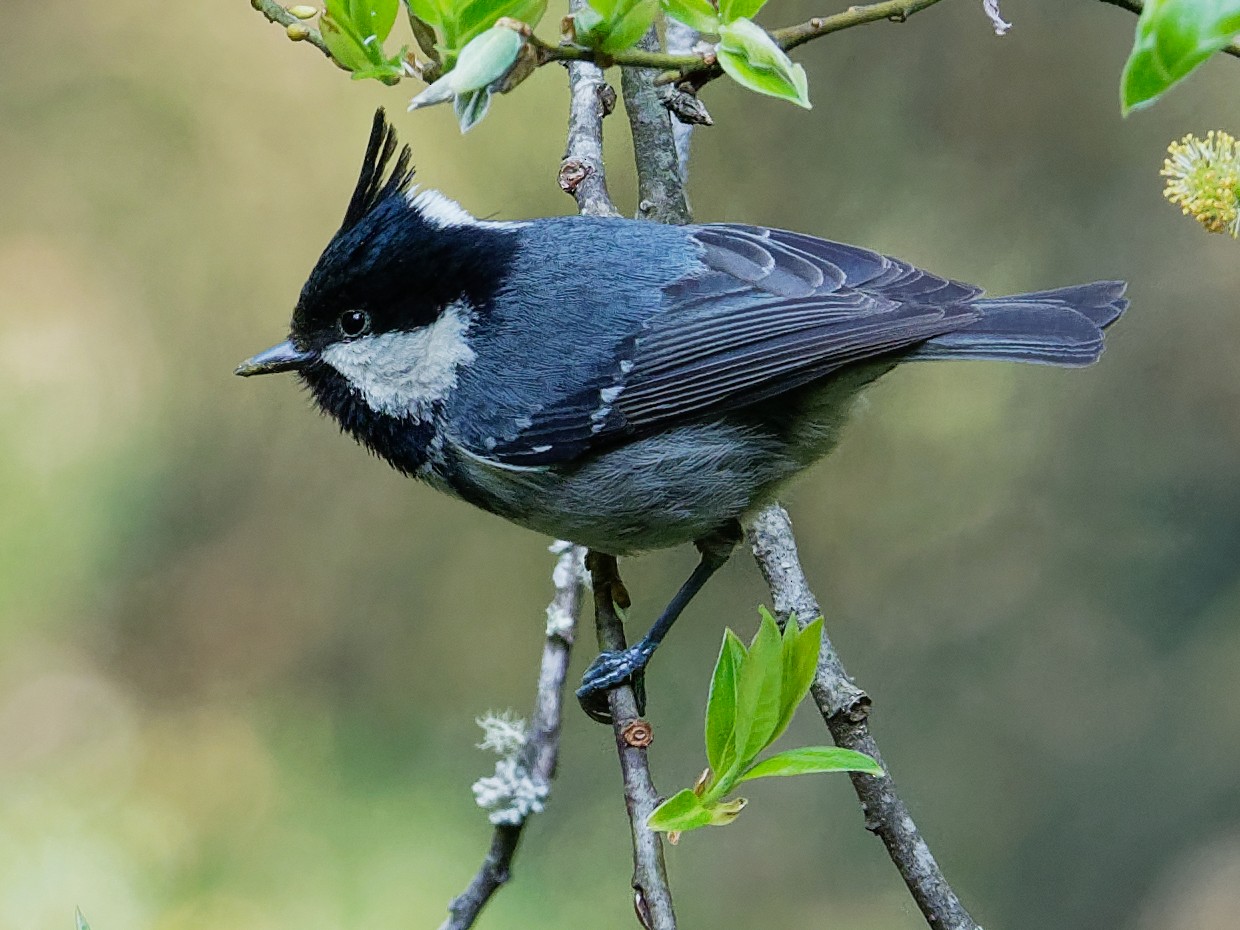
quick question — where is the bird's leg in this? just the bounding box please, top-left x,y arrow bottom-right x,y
577,521 -> 741,723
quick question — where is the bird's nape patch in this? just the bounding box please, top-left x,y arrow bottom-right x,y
342,108 -> 416,232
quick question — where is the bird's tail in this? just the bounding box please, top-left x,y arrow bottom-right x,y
909,281 -> 1128,367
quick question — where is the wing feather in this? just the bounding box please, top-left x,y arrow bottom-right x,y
482,223 -> 982,466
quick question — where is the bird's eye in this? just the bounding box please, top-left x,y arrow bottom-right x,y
338,310 -> 370,339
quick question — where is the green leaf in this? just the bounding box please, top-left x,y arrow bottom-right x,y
716,18 -> 810,109
704,629 -> 745,774
739,746 -> 883,782
770,615 -> 821,745
75,909 -> 90,930
576,0 -> 659,53
321,12 -> 375,71
662,0 -> 720,34
600,0 -> 660,53
454,87 -> 493,131
454,0 -> 548,50
357,0 -> 400,43
573,5 -> 607,38
406,0 -> 445,30
350,57 -> 406,81
730,610 -> 784,767
717,0 -> 766,26
1121,0 -> 1240,114
647,788 -> 714,832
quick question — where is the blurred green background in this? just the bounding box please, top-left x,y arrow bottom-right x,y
2,2 -> 1239,928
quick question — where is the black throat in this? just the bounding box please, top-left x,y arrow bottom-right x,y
301,363 -> 441,476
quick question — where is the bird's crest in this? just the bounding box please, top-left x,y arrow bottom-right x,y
342,108 -> 415,232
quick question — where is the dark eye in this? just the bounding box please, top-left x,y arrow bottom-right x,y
338,310 -> 370,338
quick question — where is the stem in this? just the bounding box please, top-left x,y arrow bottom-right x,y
249,0 -> 340,65
439,543 -> 586,930
746,505 -> 982,930
622,27 -> 693,224
772,0 -> 949,54
587,554 -> 678,930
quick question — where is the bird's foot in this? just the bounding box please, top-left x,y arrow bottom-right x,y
576,641 -> 654,724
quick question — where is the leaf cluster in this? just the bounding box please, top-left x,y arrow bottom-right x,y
293,0 -> 815,129
573,0 -> 809,107
647,608 -> 881,836
320,0 -> 407,82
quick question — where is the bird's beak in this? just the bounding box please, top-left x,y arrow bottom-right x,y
235,340 -> 317,377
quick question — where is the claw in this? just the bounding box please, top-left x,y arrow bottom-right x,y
576,643 -> 653,723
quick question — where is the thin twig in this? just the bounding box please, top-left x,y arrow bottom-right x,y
622,27 -> 693,224
663,0 -> 949,87
773,0 -> 948,54
440,543 -> 586,930
249,0 -> 340,64
746,505 -> 981,930
531,35 -> 703,71
586,554 -> 677,930
1098,0 -> 1240,58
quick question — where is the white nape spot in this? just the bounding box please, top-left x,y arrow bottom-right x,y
407,187 -> 477,227
405,186 -> 529,230
321,300 -> 476,420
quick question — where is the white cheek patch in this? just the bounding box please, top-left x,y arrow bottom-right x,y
322,302 -> 476,420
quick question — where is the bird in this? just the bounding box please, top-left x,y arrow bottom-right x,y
237,109 -> 1127,722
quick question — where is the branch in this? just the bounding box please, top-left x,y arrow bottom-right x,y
1098,0 -> 1240,59
560,49 -> 621,217
560,14 -> 675,923
746,505 -> 981,930
586,554 -> 677,930
249,0 -> 341,65
439,543 -> 586,930
622,27 -> 693,224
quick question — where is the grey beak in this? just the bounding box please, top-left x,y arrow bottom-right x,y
235,340 -> 317,376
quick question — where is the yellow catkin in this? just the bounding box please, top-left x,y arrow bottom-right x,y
1160,130 -> 1240,239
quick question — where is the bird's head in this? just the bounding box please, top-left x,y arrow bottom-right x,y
236,109 -> 518,464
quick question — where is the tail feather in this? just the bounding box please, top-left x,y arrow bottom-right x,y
909,280 -> 1128,367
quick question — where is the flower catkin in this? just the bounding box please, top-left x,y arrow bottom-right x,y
1161,131 -> 1240,239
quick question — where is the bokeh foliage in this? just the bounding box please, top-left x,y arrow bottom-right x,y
2,2 -> 1240,929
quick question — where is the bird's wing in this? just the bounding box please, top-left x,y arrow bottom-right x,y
483,224 -> 983,467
